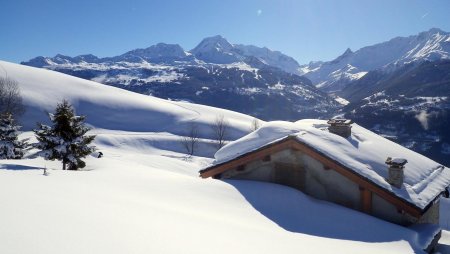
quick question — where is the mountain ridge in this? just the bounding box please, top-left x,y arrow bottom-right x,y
21,35 -> 340,121
341,60 -> 450,166
23,35 -> 302,75
302,28 -> 450,92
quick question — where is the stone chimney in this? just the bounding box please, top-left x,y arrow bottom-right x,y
385,157 -> 407,188
327,119 -> 353,138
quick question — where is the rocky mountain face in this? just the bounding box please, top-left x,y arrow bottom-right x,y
341,60 -> 450,166
302,28 -> 450,93
22,36 -> 340,121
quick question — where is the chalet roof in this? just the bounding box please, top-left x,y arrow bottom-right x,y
202,120 -> 450,210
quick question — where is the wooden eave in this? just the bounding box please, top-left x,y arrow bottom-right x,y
200,136 -> 433,218
199,136 -> 295,177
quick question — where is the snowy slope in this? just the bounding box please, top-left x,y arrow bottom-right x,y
304,28 -> 450,92
0,131 -> 425,254
0,60 -> 254,139
0,60 -> 436,253
0,140 -> 421,254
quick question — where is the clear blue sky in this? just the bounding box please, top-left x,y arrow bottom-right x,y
1,0 -> 449,64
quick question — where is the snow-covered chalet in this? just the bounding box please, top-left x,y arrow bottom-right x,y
200,119 -> 450,251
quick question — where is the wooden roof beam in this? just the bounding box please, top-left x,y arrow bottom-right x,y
200,138 -> 296,178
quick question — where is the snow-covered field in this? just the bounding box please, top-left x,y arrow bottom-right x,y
0,61 -> 448,253
1,131 -> 424,254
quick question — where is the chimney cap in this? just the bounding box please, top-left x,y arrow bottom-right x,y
327,118 -> 353,126
385,157 -> 408,167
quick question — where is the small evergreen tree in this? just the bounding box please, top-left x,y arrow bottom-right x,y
0,112 -> 26,159
34,100 -> 95,170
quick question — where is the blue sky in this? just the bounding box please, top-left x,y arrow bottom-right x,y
1,0 -> 449,64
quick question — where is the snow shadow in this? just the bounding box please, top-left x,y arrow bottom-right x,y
225,180 -> 421,250
0,164 -> 44,170
348,137 -> 360,148
436,242 -> 450,254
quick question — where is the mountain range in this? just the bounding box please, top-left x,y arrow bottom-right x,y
301,28 -> 450,93
21,28 -> 450,166
22,35 -> 340,120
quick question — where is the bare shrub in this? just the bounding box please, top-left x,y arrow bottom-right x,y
211,115 -> 229,149
180,122 -> 199,156
0,77 -> 24,117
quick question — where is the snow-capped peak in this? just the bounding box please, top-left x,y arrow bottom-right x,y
304,28 -> 450,92
330,48 -> 353,64
189,35 -> 302,73
233,44 -> 301,74
342,48 -> 353,57
191,35 -> 234,53
120,43 -> 188,62
190,35 -> 240,64
421,27 -> 445,36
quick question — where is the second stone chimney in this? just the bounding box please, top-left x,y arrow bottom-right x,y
385,157 -> 408,188
327,119 -> 353,138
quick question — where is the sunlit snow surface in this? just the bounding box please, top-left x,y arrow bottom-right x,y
0,132 -> 423,254
0,60 -> 445,254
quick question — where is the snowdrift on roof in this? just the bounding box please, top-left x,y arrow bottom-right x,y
213,119 -> 450,209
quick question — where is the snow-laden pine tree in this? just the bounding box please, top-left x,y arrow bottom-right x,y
34,100 -> 95,170
0,113 -> 26,159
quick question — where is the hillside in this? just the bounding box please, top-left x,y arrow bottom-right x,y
340,60 -> 450,103
340,60 -> 450,166
0,61 -> 435,253
0,61 -> 254,136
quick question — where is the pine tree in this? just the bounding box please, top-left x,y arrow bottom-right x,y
0,112 -> 26,159
34,100 -> 95,170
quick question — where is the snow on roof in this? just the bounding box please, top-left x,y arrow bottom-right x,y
213,119 -> 450,209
